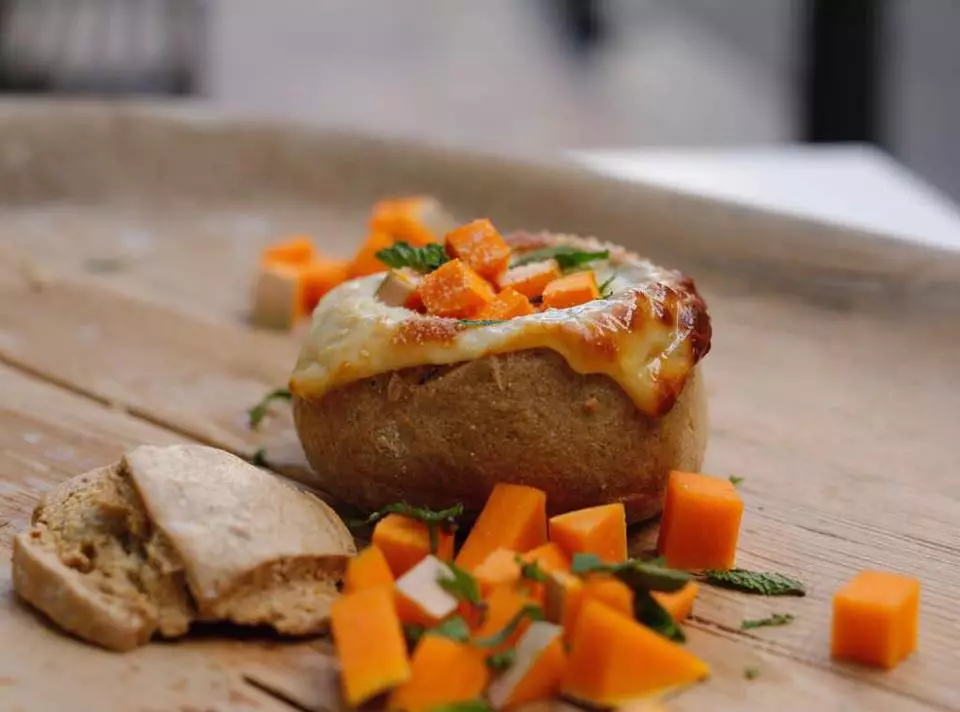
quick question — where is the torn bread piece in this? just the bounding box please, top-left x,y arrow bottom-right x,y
12,444 -> 355,651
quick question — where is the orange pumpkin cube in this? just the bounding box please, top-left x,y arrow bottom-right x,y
300,258 -> 349,313
389,636 -> 489,712
542,270 -> 600,309
656,471 -> 743,570
652,582 -> 700,621
444,218 -> 511,280
471,584 -> 539,654
561,598 -> 709,706
582,576 -> 634,619
342,545 -> 395,594
832,570 -> 920,669
371,514 -> 455,577
475,287 -> 535,320
456,483 -> 547,571
349,231 -> 395,278
549,503 -> 627,564
488,622 -> 566,710
330,587 -> 411,706
496,259 -> 562,300
260,234 -> 315,266
417,259 -> 496,318
371,196 -> 456,247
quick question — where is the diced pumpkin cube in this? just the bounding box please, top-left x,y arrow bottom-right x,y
524,542 -> 571,575
652,582 -> 700,622
545,571 -> 632,636
549,503 -> 627,564
496,259 -> 562,300
260,234 -> 315,266
562,599 -> 710,706
371,196 -> 456,247
342,546 -> 395,595
542,270 -> 600,309
582,575 -> 634,619
251,262 -> 306,331
487,622 -> 566,710
388,636 -> 489,712
657,471 -> 743,570
330,587 -> 410,706
474,548 -> 523,596
475,287 -> 535,320
831,570 -> 920,669
444,218 -> 511,280
474,543 -> 570,599
456,484 -> 547,571
372,514 -> 454,577
417,259 -> 496,318
349,231 -> 395,278
376,268 -> 424,310
471,584 -> 539,654
301,258 -> 349,313
394,555 -> 460,627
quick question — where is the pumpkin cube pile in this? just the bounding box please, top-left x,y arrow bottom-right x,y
251,195 -> 616,330
330,482 -> 711,710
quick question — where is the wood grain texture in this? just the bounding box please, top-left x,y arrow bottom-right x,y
0,105 -> 958,710
0,365 -> 300,710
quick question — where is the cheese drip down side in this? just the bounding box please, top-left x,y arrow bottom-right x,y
290,237 -> 711,418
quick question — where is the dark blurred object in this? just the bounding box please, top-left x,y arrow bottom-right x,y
557,0 -> 607,53
802,0 -> 886,146
0,0 -> 206,95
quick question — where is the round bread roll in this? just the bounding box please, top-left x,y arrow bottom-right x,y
291,232 -> 711,523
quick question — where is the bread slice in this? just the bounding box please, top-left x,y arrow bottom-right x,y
12,445 -> 355,651
12,462 -> 193,651
123,444 -> 355,630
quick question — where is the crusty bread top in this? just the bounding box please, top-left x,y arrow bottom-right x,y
291,231 -> 711,418
124,444 -> 355,603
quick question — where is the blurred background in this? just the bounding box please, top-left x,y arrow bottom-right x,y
0,0 -> 956,201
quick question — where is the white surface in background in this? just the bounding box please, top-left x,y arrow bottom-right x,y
571,144 -> 960,252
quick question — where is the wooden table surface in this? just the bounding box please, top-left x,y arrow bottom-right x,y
0,105 -> 958,711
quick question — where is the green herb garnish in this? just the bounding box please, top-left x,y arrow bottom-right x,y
701,569 -> 806,597
515,556 -> 548,584
251,447 -> 269,467
512,245 -> 610,272
438,563 -> 485,608
376,241 -> 449,273
744,666 -> 760,680
428,701 -> 493,712
634,590 -> 686,642
403,623 -> 426,648
729,475 -> 744,486
598,272 -> 617,298
427,616 -> 471,643
474,604 -> 545,648
741,613 -> 795,630
353,502 -> 464,554
485,649 -> 516,672
571,553 -> 691,593
247,387 -> 292,429
458,319 -> 507,327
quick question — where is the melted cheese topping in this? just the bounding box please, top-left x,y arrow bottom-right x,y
290,234 -> 711,417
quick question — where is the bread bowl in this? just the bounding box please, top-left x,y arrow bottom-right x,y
291,228 -> 711,523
